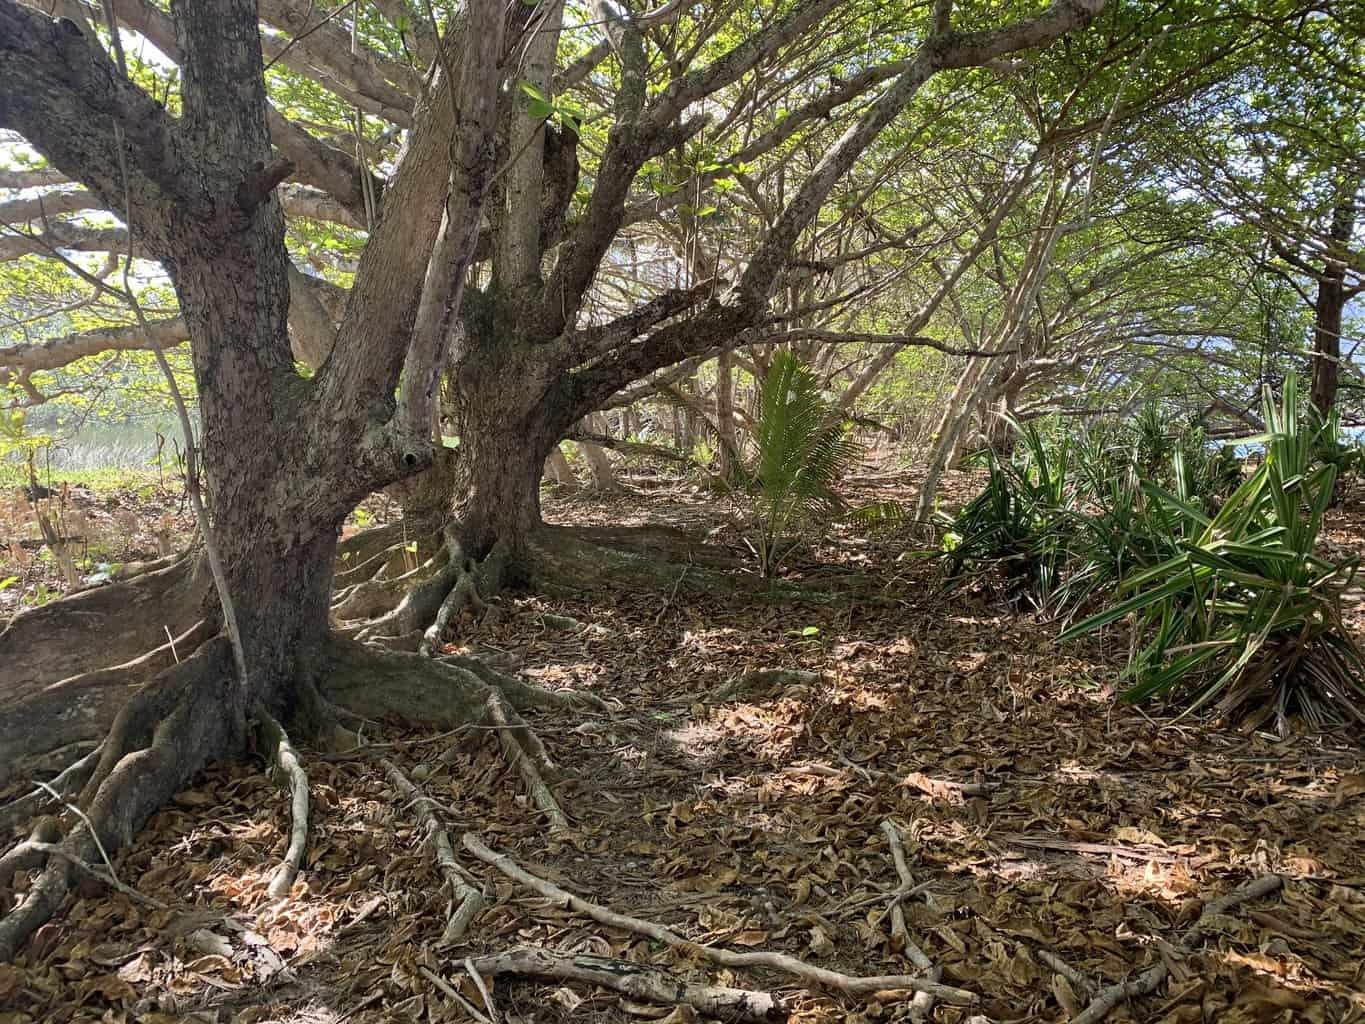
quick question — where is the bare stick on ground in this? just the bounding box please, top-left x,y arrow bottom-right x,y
381,758 -> 485,944
462,833 -> 975,1006
1037,949 -> 1094,998
1070,874 -> 1285,1024
464,947 -> 788,1023
419,965 -> 494,1024
258,710 -> 309,900
881,819 -> 940,1022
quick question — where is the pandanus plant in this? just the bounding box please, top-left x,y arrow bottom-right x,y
1062,378 -> 1365,735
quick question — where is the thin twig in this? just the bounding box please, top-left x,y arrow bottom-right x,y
27,842 -> 166,910
464,956 -> 500,1024
419,965 -> 493,1024
34,781 -> 117,881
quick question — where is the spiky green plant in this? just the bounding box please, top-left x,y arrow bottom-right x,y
1061,379 -> 1365,734
746,352 -> 860,576
939,419 -> 1075,603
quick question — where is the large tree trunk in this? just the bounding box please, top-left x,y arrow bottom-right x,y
447,331 -> 569,583
1309,189 -> 1359,416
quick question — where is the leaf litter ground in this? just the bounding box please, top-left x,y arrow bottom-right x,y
2,470 -> 1364,1024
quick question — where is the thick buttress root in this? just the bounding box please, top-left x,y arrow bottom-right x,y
0,636 -> 239,962
2,522 -> 612,963
0,552 -> 211,786
332,523 -> 508,656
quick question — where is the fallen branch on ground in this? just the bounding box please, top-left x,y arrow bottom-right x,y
463,947 -> 788,1022
881,820 -> 939,1022
1069,874 -> 1284,1024
258,710 -> 309,900
901,771 -> 996,800
462,833 -> 975,1006
381,758 -> 485,944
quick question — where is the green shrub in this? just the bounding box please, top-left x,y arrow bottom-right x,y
939,419 -> 1074,604
1060,379 -> 1365,734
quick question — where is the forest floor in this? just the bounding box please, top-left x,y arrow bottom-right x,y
2,465 -> 1364,1024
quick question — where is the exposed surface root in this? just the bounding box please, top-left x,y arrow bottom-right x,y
0,636 -> 238,961
420,566 -> 487,655
315,636 -> 597,830
462,834 -> 977,1007
1068,874 -> 1285,1024
258,710 -> 310,900
0,818 -> 61,882
484,692 -> 568,831
381,759 -> 485,944
318,637 -> 505,727
0,552 -> 206,691
461,948 -> 787,1022
334,520 -> 413,569
882,820 -> 940,1022
441,652 -> 609,713
348,547 -> 460,645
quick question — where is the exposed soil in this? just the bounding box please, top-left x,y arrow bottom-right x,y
1,468 -> 1362,1024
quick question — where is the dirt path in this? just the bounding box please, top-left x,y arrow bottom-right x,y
2,478 -> 1362,1023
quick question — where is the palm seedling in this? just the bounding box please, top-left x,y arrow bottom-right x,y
745,351 -> 860,576
940,418 -> 1074,604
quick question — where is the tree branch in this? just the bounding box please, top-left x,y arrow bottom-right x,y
0,0 -> 198,231
0,316 -> 186,374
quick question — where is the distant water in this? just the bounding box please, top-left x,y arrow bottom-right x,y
25,420 -> 185,471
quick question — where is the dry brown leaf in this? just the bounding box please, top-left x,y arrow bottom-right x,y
1052,972 -> 1082,1015
807,924 -> 835,957
0,966 -> 21,1001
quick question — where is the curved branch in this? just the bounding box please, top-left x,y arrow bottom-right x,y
20,0 -> 381,223
0,167 -> 67,189
258,0 -> 420,123
0,222 -> 146,262
0,316 -> 186,374
736,0 -> 1106,312
0,269 -> 342,377
0,0 -> 197,229
0,187 -> 96,223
